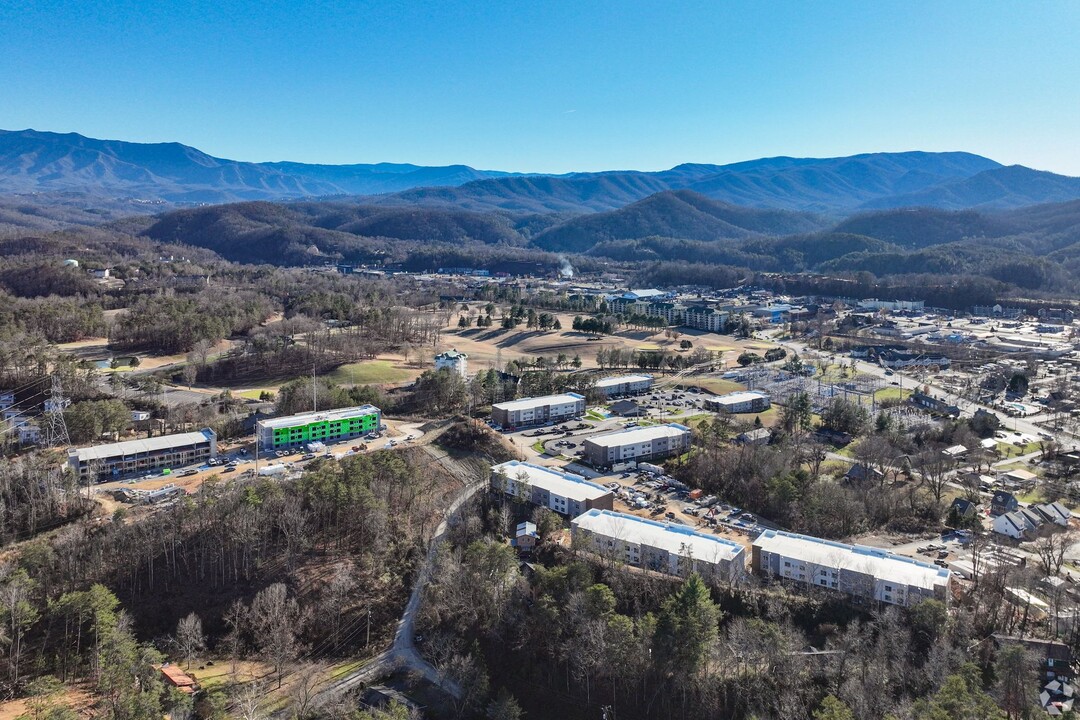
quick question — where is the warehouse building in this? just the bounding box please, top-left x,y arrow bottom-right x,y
594,374 -> 654,398
491,393 -> 586,429
703,391 -> 770,414
752,529 -> 951,607
582,423 -> 691,468
572,509 -> 746,583
68,428 -> 217,483
490,460 -> 613,517
256,405 -> 381,450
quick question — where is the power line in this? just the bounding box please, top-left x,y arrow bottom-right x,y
42,375 -> 71,448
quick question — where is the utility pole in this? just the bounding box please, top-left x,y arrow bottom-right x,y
312,355 -> 318,413
366,608 -> 371,648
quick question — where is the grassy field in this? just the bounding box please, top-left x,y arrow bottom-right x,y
687,377 -> 745,395
326,360 -> 416,385
874,387 -> 912,403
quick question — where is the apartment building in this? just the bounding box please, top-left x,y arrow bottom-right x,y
594,374 -> 654,398
704,391 -> 770,414
256,405 -> 382,450
434,349 -> 468,378
491,393 -> 587,429
571,509 -> 746,583
68,429 -> 218,483
752,529 -> 951,607
490,460 -> 614,517
582,423 -> 692,468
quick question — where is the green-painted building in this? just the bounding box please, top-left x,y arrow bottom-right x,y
257,405 -> 382,450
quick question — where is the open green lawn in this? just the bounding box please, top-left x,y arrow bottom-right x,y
326,360 -> 414,385
997,442 -> 1041,457
874,387 -> 912,403
688,377 -> 745,395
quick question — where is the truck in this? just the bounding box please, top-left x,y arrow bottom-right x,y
638,462 -> 665,476
257,463 -> 288,477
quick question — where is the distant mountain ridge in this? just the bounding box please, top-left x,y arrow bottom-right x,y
3,128 -> 1080,213
0,129 -> 518,203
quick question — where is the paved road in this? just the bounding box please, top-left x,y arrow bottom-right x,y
316,447 -> 484,701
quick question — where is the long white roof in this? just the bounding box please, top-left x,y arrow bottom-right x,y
585,423 -> 690,448
753,530 -> 950,591
492,393 -> 585,413
709,391 -> 768,405
70,429 -> 215,462
257,405 -> 380,430
573,509 -> 744,563
595,374 -> 653,389
491,461 -> 610,502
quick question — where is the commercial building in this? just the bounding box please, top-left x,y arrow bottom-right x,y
256,405 -> 381,450
490,460 -> 613,517
752,529 -> 951,607
582,423 -> 692,468
571,509 -> 746,583
68,428 -> 218,483
491,393 -> 586,429
434,349 -> 468,378
703,391 -> 770,414
594,374 -> 653,398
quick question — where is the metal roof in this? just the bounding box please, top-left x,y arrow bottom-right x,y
595,374 -> 653,389
573,509 -> 744,563
492,393 -> 585,413
491,461 -> 611,502
257,405 -> 380,431
753,529 -> 950,591
70,429 -> 215,463
584,423 -> 690,449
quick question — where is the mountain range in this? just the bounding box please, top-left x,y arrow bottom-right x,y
3,129 -> 1080,214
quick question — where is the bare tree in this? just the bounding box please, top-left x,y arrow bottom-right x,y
250,583 -> 305,687
1033,530 -> 1076,576
222,599 -> 247,674
175,612 -> 206,670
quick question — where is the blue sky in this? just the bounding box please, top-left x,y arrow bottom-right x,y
2,1 -> 1079,174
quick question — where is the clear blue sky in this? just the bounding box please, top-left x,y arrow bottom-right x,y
3,0 -> 1079,174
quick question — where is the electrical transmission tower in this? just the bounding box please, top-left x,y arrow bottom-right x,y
42,375 -> 71,448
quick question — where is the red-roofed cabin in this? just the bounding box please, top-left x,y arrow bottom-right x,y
158,664 -> 199,694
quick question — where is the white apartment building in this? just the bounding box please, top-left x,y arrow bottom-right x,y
491,393 -> 586,429
572,509 -> 746,583
434,349 -> 468,378
594,374 -> 653,398
490,460 -> 614,517
752,529 -> 951,607
704,391 -> 770,414
582,423 -> 691,468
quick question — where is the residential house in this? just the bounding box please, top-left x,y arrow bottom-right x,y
991,490 -> 1020,516
949,498 -> 977,520
993,511 -> 1031,540
513,521 -> 539,552
1034,502 -> 1072,527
